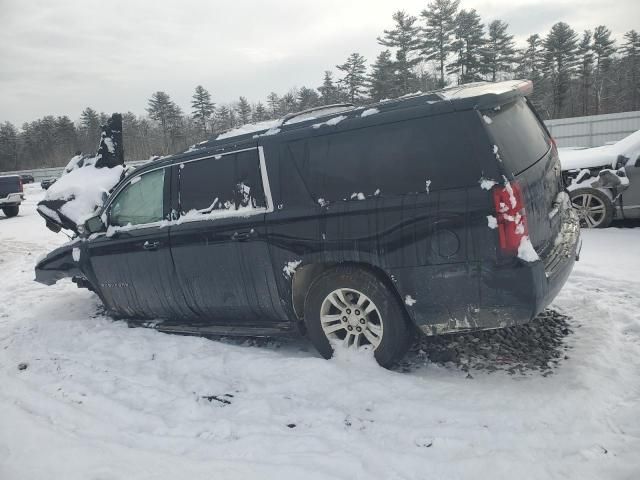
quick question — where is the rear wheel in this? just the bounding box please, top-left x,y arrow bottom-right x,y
303,266 -> 413,368
570,188 -> 613,228
2,205 -> 19,218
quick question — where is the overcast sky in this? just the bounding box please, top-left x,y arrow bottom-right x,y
1,0 -> 638,125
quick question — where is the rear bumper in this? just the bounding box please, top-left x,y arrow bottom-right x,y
0,193 -> 24,205
393,203 -> 580,335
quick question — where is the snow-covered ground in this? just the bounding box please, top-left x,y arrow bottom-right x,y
1,185 -> 639,480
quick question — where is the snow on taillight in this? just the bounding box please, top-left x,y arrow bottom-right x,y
492,180 -> 528,255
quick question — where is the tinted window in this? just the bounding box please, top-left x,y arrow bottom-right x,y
179,149 -> 266,214
290,112 -> 486,202
110,169 -> 165,226
483,99 -> 550,174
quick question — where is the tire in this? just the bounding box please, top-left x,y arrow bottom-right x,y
303,265 -> 413,368
2,205 -> 19,218
569,188 -> 614,228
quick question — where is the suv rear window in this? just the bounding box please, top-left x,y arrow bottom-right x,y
483,99 -> 550,175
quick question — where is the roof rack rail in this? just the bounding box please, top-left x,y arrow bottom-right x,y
281,103 -> 354,125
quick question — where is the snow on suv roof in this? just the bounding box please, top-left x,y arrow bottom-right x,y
182,80 -> 534,151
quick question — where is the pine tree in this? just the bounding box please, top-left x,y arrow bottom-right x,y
483,20 -> 516,81
191,85 -> 215,135
0,122 -> 18,170
318,71 -> 339,105
369,50 -> 398,101
252,102 -> 268,123
592,25 -> 616,114
297,87 -> 320,110
215,105 -> 233,132
79,107 -> 100,153
448,9 -> 485,84
236,96 -> 252,125
421,0 -> 460,87
577,31 -> 594,115
147,91 -> 181,154
280,91 -> 298,114
621,30 -> 640,110
336,52 -> 368,104
543,22 -> 579,117
377,11 -> 421,95
266,92 -> 281,117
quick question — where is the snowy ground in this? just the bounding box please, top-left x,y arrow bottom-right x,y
1,185 -> 639,480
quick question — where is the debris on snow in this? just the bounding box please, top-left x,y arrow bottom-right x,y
283,260 -> 302,279
361,108 -> 379,117
487,215 -> 498,229
405,295 -> 417,306
517,236 -> 540,262
479,177 -> 497,190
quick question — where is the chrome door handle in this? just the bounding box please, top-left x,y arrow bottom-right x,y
143,240 -> 160,251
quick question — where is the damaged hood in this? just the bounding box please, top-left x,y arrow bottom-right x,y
559,129 -> 640,171
37,114 -> 125,234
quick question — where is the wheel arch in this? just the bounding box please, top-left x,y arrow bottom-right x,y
291,261 -> 409,321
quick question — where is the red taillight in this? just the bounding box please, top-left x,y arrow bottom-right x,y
18,178 -> 23,192
550,137 -> 558,156
492,180 -> 528,255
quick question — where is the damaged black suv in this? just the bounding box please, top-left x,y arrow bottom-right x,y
36,80 -> 580,367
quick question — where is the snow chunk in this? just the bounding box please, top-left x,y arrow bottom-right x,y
312,115 -> 347,129
217,119 -> 281,140
405,295 -> 417,306
317,198 -> 328,207
129,175 -> 141,185
350,192 -> 365,200
283,260 -> 302,279
45,162 -> 124,225
72,247 -> 81,262
37,205 -> 61,223
361,108 -> 379,117
374,189 -> 380,196
517,236 -> 540,262
487,215 -> 498,229
482,115 -> 493,124
479,177 -> 497,190
425,180 -> 432,193
103,137 -> 115,153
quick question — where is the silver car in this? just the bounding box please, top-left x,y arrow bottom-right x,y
560,130 -> 640,228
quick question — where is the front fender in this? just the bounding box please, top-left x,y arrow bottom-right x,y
35,242 -> 83,285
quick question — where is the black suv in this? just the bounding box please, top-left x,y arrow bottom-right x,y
36,80 -> 580,367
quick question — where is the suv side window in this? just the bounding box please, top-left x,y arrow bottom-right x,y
291,113 -> 482,202
179,149 -> 266,215
109,169 -> 165,226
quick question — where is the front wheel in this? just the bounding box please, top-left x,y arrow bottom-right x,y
570,188 -> 614,228
303,266 -> 413,368
2,205 -> 19,217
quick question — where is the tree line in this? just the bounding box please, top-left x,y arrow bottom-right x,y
1,0 -> 638,172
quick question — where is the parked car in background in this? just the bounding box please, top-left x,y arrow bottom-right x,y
560,130 -> 640,228
40,178 -> 57,190
19,174 -> 35,184
35,80 -> 580,367
0,174 -> 24,217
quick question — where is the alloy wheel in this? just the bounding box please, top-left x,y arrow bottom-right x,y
571,192 -> 607,228
320,288 -> 384,350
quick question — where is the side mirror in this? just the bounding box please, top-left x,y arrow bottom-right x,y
84,214 -> 105,234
